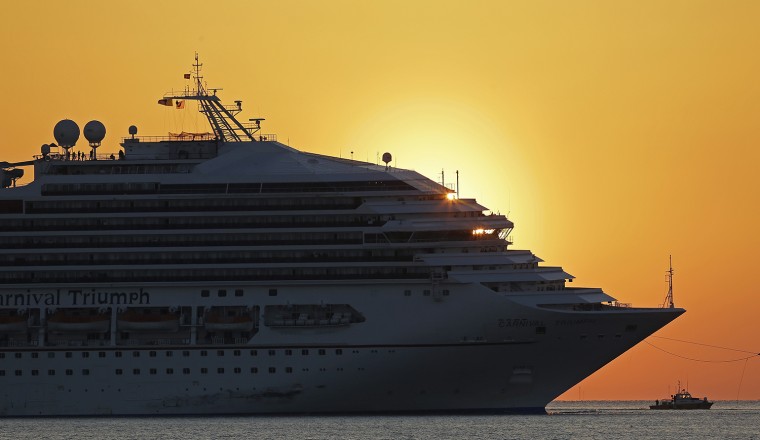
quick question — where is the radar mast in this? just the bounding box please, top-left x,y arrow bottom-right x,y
161,53 -> 260,143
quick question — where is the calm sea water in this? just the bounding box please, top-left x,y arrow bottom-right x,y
0,401 -> 757,439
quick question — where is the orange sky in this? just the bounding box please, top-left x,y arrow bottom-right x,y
1,0 -> 758,400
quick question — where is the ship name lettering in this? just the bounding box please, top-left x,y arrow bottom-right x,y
497,318 -> 545,328
0,291 -> 61,307
69,289 -> 150,306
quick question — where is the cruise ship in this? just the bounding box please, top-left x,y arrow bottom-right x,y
0,57 -> 683,416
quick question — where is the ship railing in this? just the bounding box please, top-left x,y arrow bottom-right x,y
122,134 -> 217,143
610,301 -> 632,308
119,133 -> 277,143
34,152 -> 127,162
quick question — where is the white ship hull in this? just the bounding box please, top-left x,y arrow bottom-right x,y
0,282 -> 681,416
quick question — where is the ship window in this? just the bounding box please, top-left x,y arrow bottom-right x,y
336,349 -> 343,355
32,370 -> 39,376
201,351 -> 208,357
132,351 -> 140,357
48,370 -> 55,376
66,369 -> 73,376
285,350 -> 292,356
183,351 -> 190,357
443,290 -> 450,296
0,354 -> 4,359
201,368 -> 208,374
0,370 -> 4,376
318,349 -> 326,356
233,350 -> 241,356
404,290 -> 411,296
234,367 -> 241,374
149,368 -> 157,375
423,290 -> 431,296
201,290 -> 210,297
536,327 -> 546,335
115,352 -> 122,358
65,352 -> 72,358
625,324 -> 638,332
166,368 -> 174,374
250,350 -> 258,356
15,370 -> 22,376
251,367 -> 258,374
81,352 -> 89,358
218,290 -> 227,297
166,351 -> 173,357
217,350 -> 224,356
82,369 -> 90,375
183,368 -> 190,374
32,353 -> 39,359
286,367 -> 293,373
269,289 -> 278,296
235,289 -> 244,297
115,369 -> 123,375
217,368 -> 224,374
268,350 -> 275,356
99,352 -> 106,358
149,351 -> 157,357
133,369 -> 140,375
268,367 -> 276,373
15,353 -> 22,359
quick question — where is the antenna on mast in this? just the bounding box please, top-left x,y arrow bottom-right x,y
193,52 -> 202,90
662,255 -> 675,308
161,54 -> 260,142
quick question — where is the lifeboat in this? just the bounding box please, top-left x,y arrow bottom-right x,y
47,311 -> 110,333
117,310 -> 179,332
204,313 -> 254,332
0,315 -> 28,333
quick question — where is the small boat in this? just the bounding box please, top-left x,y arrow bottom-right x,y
650,382 -> 713,410
0,314 -> 28,333
47,310 -> 110,333
117,309 -> 179,332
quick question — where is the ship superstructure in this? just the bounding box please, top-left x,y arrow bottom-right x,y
0,56 -> 683,416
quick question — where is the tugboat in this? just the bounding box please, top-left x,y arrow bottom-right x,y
650,381 -> 713,410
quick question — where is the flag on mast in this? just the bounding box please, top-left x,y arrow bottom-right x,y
175,100 -> 185,109
184,73 -> 191,79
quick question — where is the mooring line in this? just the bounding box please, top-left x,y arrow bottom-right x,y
650,335 -> 759,355
644,340 -> 758,363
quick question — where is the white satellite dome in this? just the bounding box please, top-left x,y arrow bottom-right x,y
53,119 -> 80,148
84,120 -> 106,145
